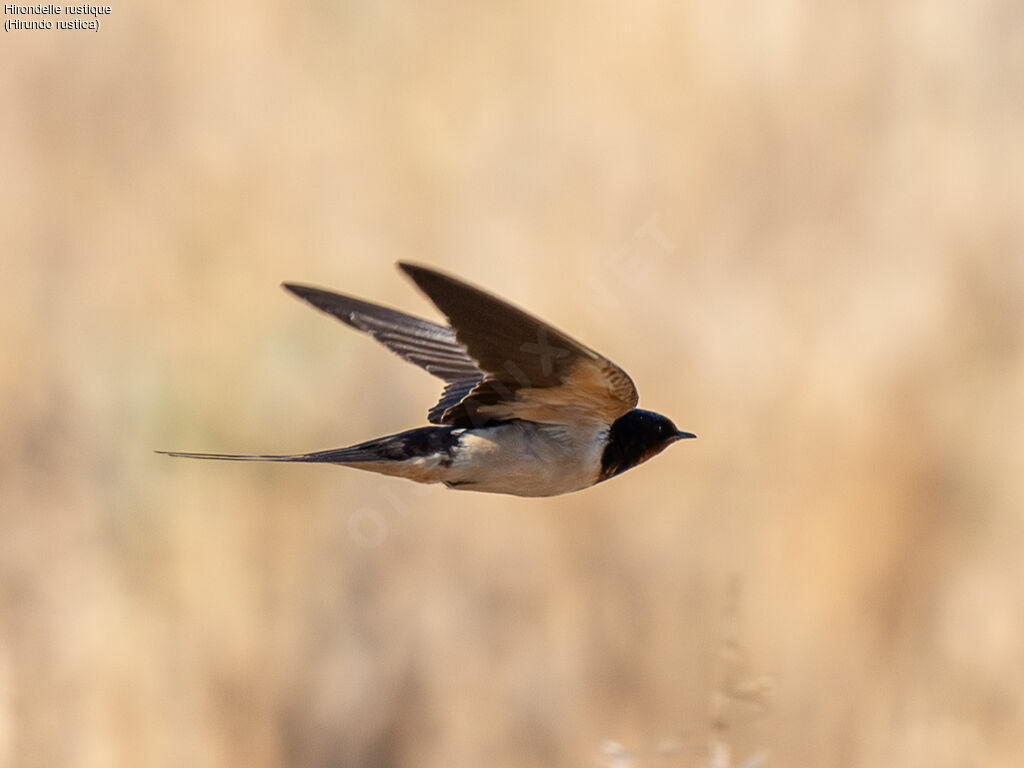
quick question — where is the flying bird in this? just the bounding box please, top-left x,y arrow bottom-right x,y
159,263 -> 695,496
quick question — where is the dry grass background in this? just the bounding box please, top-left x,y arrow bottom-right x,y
2,1 -> 1023,766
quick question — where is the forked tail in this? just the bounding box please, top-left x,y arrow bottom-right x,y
155,448 -> 362,463
157,426 -> 461,465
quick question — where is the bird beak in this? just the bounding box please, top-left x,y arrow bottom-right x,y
674,430 -> 697,440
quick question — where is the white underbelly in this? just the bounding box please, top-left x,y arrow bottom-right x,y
446,422 -> 608,497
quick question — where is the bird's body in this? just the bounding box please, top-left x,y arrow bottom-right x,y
360,421 -> 611,496
160,263 -> 694,497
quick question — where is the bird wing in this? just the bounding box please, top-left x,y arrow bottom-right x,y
283,283 -> 484,424
398,263 -> 638,427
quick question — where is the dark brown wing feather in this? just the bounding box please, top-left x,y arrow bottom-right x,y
398,263 -> 638,426
283,283 -> 484,423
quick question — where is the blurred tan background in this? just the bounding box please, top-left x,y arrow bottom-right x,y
2,1 -> 1023,766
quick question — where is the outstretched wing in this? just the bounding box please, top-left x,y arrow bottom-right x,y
283,283 -> 483,424
398,263 -> 638,427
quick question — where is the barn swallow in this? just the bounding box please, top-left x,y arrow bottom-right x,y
159,263 -> 695,497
